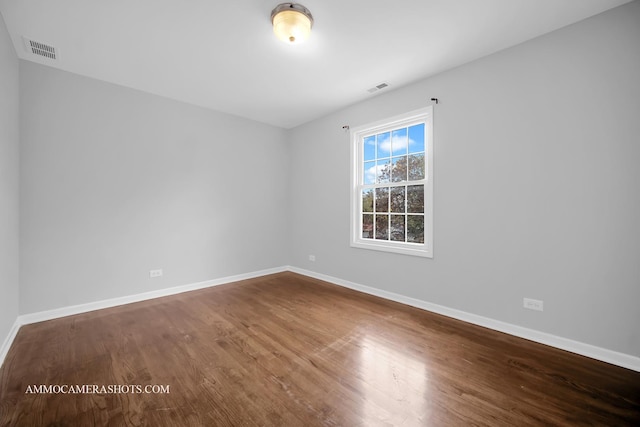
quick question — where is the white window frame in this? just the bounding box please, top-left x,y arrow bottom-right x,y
350,106 -> 434,258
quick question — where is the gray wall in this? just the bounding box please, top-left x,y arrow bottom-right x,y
288,2 -> 640,357
19,62 -> 289,314
0,14 -> 19,351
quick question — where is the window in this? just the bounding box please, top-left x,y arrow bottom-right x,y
350,106 -> 433,257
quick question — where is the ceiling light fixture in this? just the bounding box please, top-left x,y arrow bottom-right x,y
271,3 -> 313,44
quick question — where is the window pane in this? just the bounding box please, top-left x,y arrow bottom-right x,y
364,136 -> 376,161
407,185 -> 424,213
375,214 -> 389,240
408,154 -> 425,181
407,216 -> 424,243
391,156 -> 407,182
390,187 -> 405,213
376,159 -> 390,183
376,132 -> 391,158
362,189 -> 373,212
390,215 -> 405,242
362,214 -> 373,239
408,123 -> 425,154
364,161 -> 376,184
391,128 -> 408,156
375,187 -> 389,212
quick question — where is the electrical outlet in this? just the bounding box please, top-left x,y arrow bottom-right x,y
149,269 -> 163,278
308,255 -> 316,262
523,298 -> 543,311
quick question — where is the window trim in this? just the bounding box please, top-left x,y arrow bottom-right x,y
350,106 -> 434,258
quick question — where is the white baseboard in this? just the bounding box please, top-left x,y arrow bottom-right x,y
288,266 -> 640,373
2,265 -> 639,373
0,318 -> 21,370
18,266 -> 288,326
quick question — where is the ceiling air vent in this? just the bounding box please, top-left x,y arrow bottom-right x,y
23,37 -> 57,60
367,82 -> 389,94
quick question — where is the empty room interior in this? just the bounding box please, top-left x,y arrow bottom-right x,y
1,0 -> 639,425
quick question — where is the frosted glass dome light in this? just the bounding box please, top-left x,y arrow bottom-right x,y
271,3 -> 313,44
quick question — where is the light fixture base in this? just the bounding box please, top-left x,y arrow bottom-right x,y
270,3 -> 314,26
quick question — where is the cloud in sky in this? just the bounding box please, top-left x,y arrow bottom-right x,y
365,164 -> 376,184
373,136 -> 419,155
364,163 -> 379,184
367,127 -> 423,157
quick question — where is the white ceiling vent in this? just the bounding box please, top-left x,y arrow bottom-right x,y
367,82 -> 389,94
22,37 -> 57,60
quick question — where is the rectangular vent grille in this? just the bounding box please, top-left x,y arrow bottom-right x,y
23,37 -> 57,60
367,82 -> 390,94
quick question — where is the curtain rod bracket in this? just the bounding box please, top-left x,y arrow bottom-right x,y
430,98 -> 439,104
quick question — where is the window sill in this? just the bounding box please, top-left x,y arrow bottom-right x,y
350,240 -> 433,258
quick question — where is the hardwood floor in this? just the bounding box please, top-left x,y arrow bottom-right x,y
1,272 -> 639,426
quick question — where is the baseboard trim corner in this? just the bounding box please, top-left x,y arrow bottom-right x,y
0,319 -> 22,370
287,266 -> 640,373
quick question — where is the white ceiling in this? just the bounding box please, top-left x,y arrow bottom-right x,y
0,0 -> 631,128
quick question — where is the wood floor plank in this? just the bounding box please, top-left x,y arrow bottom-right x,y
1,271 -> 639,426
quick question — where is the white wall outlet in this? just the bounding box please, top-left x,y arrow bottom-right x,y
523,298 -> 543,311
149,269 -> 163,278
308,255 -> 316,262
